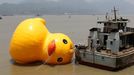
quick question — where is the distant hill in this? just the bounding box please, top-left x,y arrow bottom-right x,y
0,0 -> 134,15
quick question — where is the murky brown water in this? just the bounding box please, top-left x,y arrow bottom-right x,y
0,15 -> 134,75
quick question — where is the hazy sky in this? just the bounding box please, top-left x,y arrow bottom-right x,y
0,0 -> 134,14
0,0 -> 23,4
0,0 -> 134,4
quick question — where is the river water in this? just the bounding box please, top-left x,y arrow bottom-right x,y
0,15 -> 134,75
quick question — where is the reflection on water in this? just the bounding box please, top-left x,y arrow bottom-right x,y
0,15 -> 134,75
10,61 -> 103,75
10,61 -> 134,75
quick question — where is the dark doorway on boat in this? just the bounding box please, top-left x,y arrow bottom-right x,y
103,35 -> 108,49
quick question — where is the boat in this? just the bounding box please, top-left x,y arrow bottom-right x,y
75,7 -> 134,71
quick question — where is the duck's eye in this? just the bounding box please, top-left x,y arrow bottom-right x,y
57,57 -> 63,63
63,39 -> 68,44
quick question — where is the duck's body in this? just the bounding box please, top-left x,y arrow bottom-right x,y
10,18 -> 74,64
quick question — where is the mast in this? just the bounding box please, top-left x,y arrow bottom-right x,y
105,12 -> 108,20
113,7 -> 118,21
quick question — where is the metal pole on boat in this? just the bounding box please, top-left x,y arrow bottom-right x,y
88,36 -> 91,49
113,7 -> 117,21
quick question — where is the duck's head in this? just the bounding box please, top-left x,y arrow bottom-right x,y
43,33 -> 74,64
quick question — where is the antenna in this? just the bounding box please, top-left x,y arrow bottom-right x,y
105,12 -> 108,20
114,7 -> 117,21
113,6 -> 118,21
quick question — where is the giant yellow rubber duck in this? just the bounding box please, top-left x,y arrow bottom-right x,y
9,18 -> 74,64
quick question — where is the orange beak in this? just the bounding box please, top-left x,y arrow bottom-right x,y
48,40 -> 56,56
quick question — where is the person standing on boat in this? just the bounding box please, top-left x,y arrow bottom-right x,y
75,45 -> 81,64
95,39 -> 101,52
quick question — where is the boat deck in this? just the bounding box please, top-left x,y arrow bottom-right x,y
95,47 -> 134,58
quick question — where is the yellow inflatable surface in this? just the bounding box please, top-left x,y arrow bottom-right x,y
9,18 -> 74,64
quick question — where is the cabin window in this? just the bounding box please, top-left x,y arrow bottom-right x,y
97,40 -> 99,44
104,23 -> 106,26
104,35 -> 108,45
110,41 -> 113,45
101,57 -> 104,60
109,23 -> 111,26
